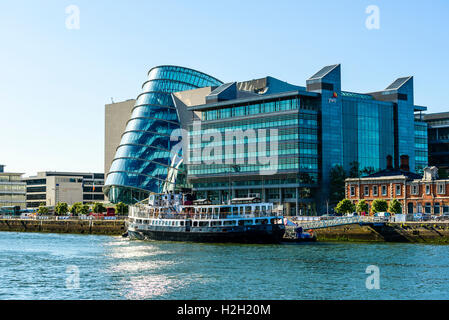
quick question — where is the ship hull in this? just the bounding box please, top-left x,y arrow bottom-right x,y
128,225 -> 285,244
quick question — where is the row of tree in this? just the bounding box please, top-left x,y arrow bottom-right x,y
37,202 -> 129,216
335,198 -> 402,215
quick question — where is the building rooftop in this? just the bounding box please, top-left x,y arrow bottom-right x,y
423,112 -> 449,121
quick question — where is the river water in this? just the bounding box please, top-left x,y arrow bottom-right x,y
1,232 -> 448,300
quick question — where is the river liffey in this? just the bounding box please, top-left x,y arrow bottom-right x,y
1,232 -> 449,300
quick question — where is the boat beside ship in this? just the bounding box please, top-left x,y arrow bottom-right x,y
127,193 -> 285,244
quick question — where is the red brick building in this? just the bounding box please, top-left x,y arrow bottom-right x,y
346,163 -> 449,215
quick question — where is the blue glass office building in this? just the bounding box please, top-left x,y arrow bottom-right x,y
105,64 -> 428,213
104,66 -> 223,203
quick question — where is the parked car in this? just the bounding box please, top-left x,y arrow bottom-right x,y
438,213 -> 449,221
413,213 -> 423,221
374,212 -> 391,218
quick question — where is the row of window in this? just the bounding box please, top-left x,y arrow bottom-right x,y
0,194 -> 26,201
0,176 -> 23,182
0,184 -> 26,192
351,183 -> 447,197
190,113 -> 309,135
203,98 -> 300,121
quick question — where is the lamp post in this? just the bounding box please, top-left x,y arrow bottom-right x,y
227,164 -> 240,204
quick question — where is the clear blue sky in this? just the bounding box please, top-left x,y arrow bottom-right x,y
1,0 -> 448,176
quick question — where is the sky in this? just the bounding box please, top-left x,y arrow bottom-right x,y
0,0 -> 448,176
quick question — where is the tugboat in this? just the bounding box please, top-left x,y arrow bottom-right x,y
127,193 -> 285,244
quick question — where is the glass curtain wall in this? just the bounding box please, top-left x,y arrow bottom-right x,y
104,66 -> 222,204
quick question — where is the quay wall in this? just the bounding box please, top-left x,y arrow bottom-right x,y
0,219 -> 126,236
3,218 -> 449,244
293,222 -> 449,244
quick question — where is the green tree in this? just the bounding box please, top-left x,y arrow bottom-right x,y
388,198 -> 402,215
79,204 -> 90,215
356,199 -> 369,214
69,202 -> 82,216
329,165 -> 347,203
92,202 -> 106,214
335,199 -> 356,215
371,199 -> 388,214
55,202 -> 68,216
115,202 -> 129,215
360,166 -> 376,177
348,161 -> 360,178
38,205 -> 49,215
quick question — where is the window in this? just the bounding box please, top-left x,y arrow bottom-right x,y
396,185 -> 401,196
364,186 -> 369,196
425,203 -> 431,214
426,185 -> 431,195
438,183 -> 445,195
417,203 -> 423,213
382,185 -> 387,196
350,186 -> 355,197
435,203 -> 440,214
373,186 -> 378,196
411,184 -> 418,195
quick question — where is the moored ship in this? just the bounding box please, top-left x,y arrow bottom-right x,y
127,193 -> 285,244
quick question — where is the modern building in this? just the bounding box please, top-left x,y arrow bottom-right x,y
105,99 -> 136,177
346,163 -> 449,215
24,171 -> 105,208
423,112 -> 449,177
104,64 -> 428,215
0,165 -> 26,211
104,65 -> 223,203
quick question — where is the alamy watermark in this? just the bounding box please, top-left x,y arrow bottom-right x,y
170,123 -> 279,176
66,265 -> 80,289
365,5 -> 380,30
65,5 -> 80,30
365,265 -> 380,290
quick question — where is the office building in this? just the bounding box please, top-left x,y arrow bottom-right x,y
0,165 -> 26,211
104,66 -> 223,203
24,171 -> 105,208
105,99 -> 135,176
104,64 -> 428,215
423,112 -> 449,177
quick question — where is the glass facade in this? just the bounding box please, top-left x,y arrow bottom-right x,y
188,97 -> 319,178
0,173 -> 26,210
187,95 -> 319,213
415,121 -> 428,172
342,96 -> 395,172
104,66 -> 222,204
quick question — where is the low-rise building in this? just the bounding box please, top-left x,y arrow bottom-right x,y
346,157 -> 449,215
23,171 -> 105,208
0,165 -> 26,211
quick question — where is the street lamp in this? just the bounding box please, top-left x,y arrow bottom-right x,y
227,164 -> 240,204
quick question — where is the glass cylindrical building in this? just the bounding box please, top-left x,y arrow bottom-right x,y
104,66 -> 222,204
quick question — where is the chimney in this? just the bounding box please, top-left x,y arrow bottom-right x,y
400,155 -> 410,172
386,155 -> 393,170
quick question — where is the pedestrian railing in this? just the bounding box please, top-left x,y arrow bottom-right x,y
0,215 -> 127,221
290,216 -> 389,230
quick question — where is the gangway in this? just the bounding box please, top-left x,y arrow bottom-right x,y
291,216 -> 386,230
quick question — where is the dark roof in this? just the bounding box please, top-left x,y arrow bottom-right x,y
366,169 -> 422,180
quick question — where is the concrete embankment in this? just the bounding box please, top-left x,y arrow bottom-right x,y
0,219 -> 126,236
290,222 -> 449,244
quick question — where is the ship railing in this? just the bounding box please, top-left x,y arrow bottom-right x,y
130,211 -> 283,220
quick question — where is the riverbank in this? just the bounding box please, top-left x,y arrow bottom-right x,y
3,218 -> 449,244
0,218 -> 126,236
305,222 -> 449,244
